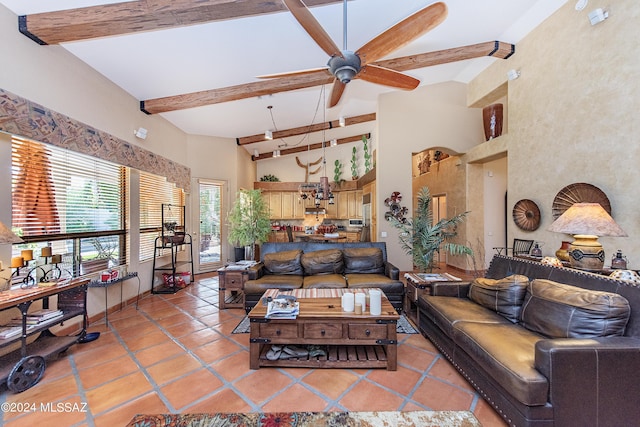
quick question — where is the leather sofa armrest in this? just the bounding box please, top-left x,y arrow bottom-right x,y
246,262 -> 264,280
385,262 -> 400,280
535,337 -> 640,426
430,282 -> 471,297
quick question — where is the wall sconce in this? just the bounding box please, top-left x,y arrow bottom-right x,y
507,69 -> 520,80
265,130 -> 273,140
588,8 -> 608,25
253,149 -> 259,158
330,139 -> 337,147
339,116 -> 346,127
134,127 -> 147,139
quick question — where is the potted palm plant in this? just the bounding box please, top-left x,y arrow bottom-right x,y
389,187 -> 472,272
227,189 -> 271,261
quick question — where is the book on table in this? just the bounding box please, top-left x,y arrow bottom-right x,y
9,309 -> 64,326
266,296 -> 299,319
0,325 -> 23,339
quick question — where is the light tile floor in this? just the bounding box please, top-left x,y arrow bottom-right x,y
0,273 -> 507,427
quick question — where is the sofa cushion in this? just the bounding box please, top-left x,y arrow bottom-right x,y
419,295 -> 511,337
301,249 -> 344,275
452,321 -> 549,406
520,279 -> 631,338
303,274 -> 347,288
263,250 -> 303,275
343,248 -> 385,274
345,274 -> 403,294
244,275 -> 304,294
468,275 -> 530,323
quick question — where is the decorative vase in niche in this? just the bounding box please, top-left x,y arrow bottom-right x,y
482,103 -> 503,141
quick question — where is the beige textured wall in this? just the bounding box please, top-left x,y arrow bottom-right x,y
377,82 -> 483,271
469,0 -> 640,263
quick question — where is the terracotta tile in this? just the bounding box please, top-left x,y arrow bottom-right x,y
302,369 -> 359,400
163,319 -> 208,337
84,371 -> 153,414
339,380 -> 405,411
233,369 -> 295,405
404,333 -> 440,353
146,353 -> 202,385
4,396 -> 88,426
187,388 -> 252,413
474,397 -> 509,427
93,392 -> 169,427
122,330 -> 172,352
262,383 -> 329,412
78,355 -> 139,389
6,374 -> 78,407
160,369 -> 224,410
398,342 -> 437,371
209,352 -> 252,382
411,377 -> 475,410
135,340 -> 186,367
429,357 -> 475,392
73,342 -> 129,369
365,365 -> 423,396
192,338 -> 242,364
178,327 -> 224,348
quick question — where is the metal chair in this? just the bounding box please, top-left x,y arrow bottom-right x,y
494,239 -> 534,256
285,225 -> 294,242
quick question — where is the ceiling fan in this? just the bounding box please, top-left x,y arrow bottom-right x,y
260,0 -> 448,108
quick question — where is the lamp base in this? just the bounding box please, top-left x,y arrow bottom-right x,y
568,235 -> 605,271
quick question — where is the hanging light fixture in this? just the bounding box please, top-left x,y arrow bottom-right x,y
264,130 -> 273,140
339,116 -> 346,127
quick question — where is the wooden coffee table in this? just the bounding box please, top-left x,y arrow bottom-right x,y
248,294 -> 399,370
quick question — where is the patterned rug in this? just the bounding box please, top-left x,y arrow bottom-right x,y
231,313 -> 419,334
126,410 -> 480,426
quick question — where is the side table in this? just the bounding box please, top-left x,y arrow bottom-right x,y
88,272 -> 139,326
217,267 -> 248,309
403,272 -> 464,326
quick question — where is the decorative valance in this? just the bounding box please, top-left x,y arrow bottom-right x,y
0,88 -> 191,192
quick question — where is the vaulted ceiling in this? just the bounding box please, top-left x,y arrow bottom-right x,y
1,0 -> 567,157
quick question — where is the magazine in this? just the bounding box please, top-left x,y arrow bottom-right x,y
266,296 -> 299,319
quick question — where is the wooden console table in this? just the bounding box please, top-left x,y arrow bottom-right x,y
248,294 -> 399,370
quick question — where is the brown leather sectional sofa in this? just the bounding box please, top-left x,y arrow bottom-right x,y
243,242 -> 404,312
418,255 -> 640,427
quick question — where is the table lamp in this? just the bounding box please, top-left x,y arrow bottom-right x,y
548,203 -> 627,271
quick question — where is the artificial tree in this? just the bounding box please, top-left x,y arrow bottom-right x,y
389,187 -> 472,272
227,189 -> 271,261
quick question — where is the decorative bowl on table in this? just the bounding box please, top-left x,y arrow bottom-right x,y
317,225 -> 337,234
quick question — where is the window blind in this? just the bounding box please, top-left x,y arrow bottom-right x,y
139,171 -> 185,261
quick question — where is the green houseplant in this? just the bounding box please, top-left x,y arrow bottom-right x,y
227,189 -> 271,261
389,187 -> 472,272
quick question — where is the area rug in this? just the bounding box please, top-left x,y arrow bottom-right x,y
127,410 -> 481,426
231,313 -> 419,335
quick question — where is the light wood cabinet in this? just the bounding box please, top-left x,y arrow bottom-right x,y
267,192 -> 282,219
281,192 -> 295,219
362,182 -> 376,242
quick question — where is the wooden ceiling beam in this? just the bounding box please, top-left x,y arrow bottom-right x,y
141,41 -> 514,114
19,0 -> 344,45
237,113 -> 376,145
253,134 -> 369,161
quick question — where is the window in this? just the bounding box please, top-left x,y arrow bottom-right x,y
11,136 -> 126,277
139,171 -> 185,262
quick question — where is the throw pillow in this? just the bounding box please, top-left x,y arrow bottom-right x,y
520,279 -> 630,338
301,249 -> 344,275
468,275 -> 530,323
263,250 -> 303,275
343,248 -> 385,274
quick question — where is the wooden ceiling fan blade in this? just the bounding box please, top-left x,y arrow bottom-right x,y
358,65 -> 419,90
283,0 -> 342,58
257,67 -> 330,79
328,79 -> 346,108
356,2 -> 448,65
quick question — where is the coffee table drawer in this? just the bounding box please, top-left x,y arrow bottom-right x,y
348,324 -> 388,340
259,323 -> 298,338
304,322 -> 343,339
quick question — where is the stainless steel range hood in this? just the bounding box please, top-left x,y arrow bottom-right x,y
304,207 -> 326,215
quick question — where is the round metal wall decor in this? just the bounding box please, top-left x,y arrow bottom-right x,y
513,199 -> 541,231
552,183 -> 611,220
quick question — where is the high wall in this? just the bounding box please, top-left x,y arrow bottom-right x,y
468,0 -> 639,265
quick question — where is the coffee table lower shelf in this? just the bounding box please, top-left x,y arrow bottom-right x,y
256,344 -> 391,369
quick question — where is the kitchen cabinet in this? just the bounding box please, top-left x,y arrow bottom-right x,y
336,190 -> 362,219
362,181 -> 376,241
267,192 -> 282,219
